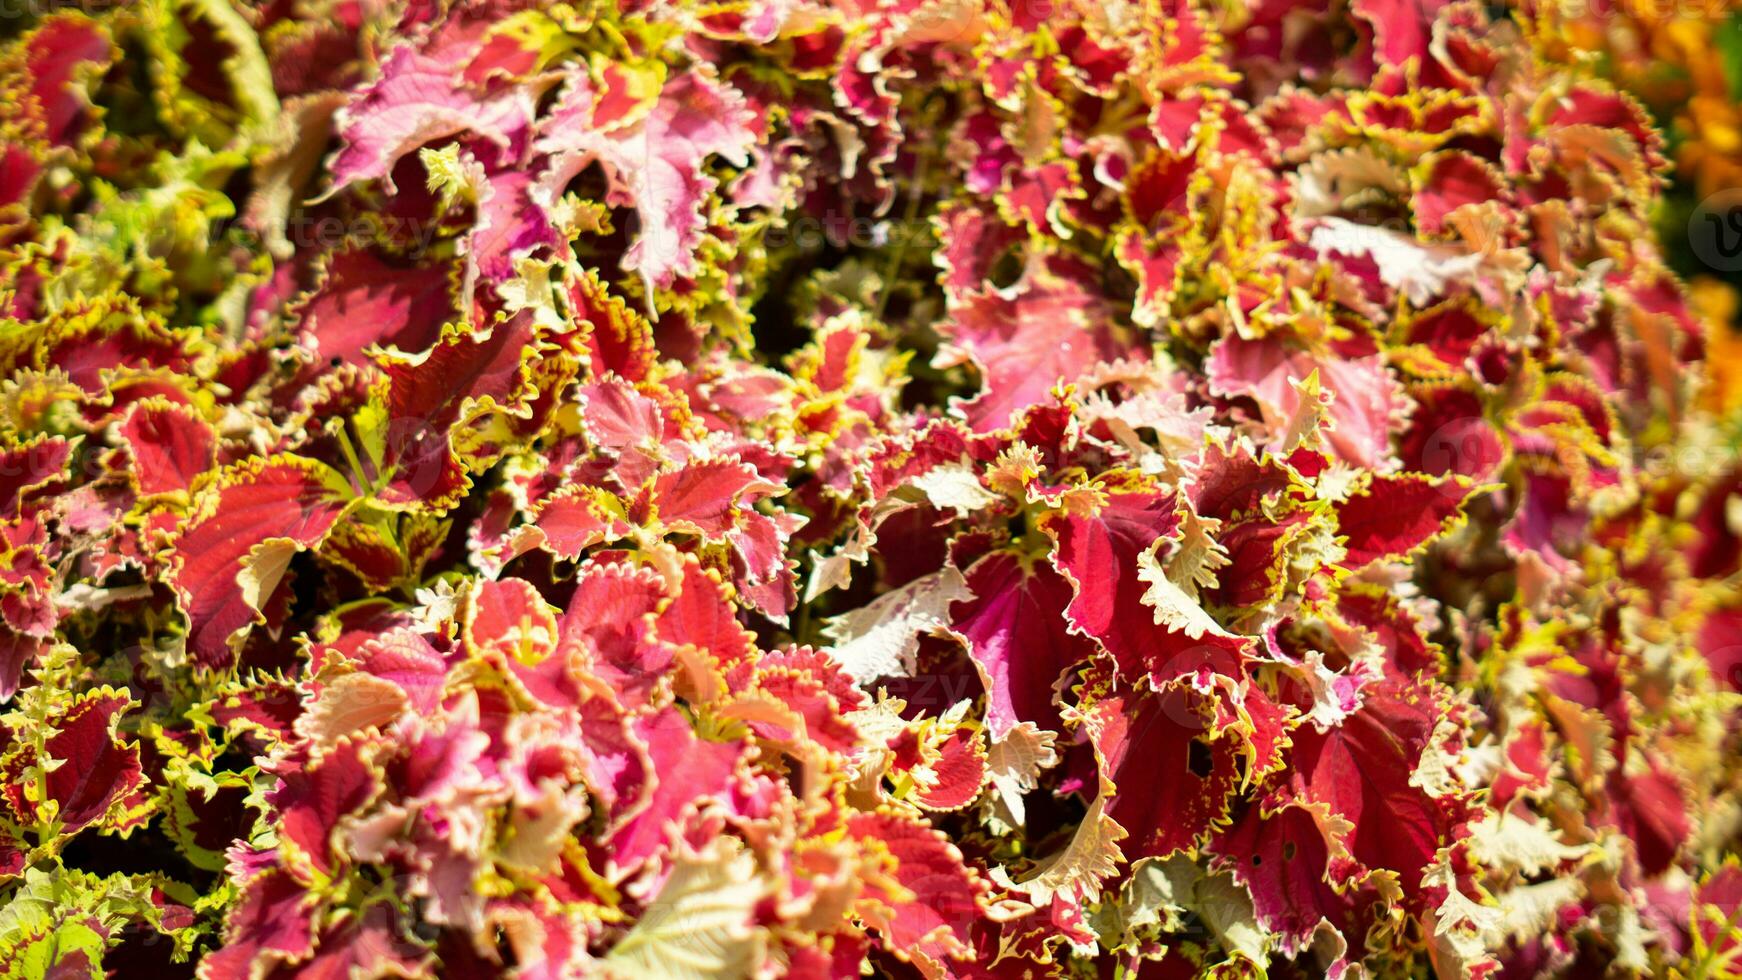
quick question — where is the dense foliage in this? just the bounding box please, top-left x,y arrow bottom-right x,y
1,0 -> 1740,976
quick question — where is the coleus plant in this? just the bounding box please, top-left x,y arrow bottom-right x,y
0,0 -> 1739,977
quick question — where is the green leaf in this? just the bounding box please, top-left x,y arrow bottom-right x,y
604,838 -> 771,980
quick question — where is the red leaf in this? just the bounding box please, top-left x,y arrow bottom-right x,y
326,45 -> 537,192
1042,481 -> 1250,688
1414,152 -> 1504,236
653,459 -> 779,538
601,709 -> 745,881
373,311 -> 534,508
566,271 -> 655,383
534,69 -> 756,289
0,435 -> 71,518
655,557 -> 755,675
18,16 -> 112,147
1,689 -> 142,835
911,724 -> 989,812
1334,472 -> 1477,568
1085,682 -> 1246,858
1287,679 -> 1471,901
1396,383 -> 1503,480
266,739 -> 380,878
1208,333 -> 1407,470
560,562 -> 671,707
1215,799 -> 1368,952
465,577 -> 558,662
534,486 -> 630,559
847,809 -> 989,964
170,457 -> 353,667
950,550 -> 1095,737
118,399 -> 215,496
1610,755 -> 1690,877
201,865 -> 319,980
939,258 -> 1139,433
294,247 -> 458,364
